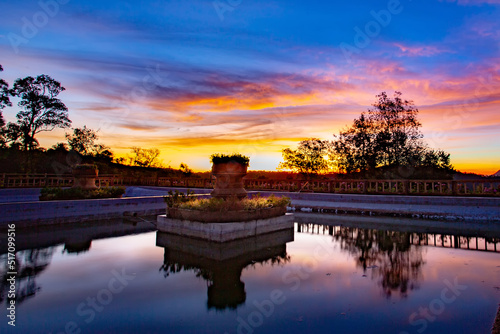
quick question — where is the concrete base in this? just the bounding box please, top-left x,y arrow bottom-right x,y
156,213 -> 294,242
156,228 -> 294,261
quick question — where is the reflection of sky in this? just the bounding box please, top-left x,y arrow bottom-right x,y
0,0 -> 499,173
1,227 -> 499,334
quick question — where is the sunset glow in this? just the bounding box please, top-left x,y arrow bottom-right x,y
1,0 -> 499,173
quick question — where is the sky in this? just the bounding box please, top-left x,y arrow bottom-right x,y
0,0 -> 499,174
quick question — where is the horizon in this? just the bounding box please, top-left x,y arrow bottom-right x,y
1,0 -> 499,175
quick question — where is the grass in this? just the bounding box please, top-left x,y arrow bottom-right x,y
163,189 -> 196,207
40,186 -> 125,201
164,191 -> 290,212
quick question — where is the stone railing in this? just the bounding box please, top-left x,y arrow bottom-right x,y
244,178 -> 500,196
1,174 -> 499,196
0,174 -> 73,188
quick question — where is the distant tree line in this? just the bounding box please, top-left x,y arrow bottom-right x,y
0,64 -> 189,175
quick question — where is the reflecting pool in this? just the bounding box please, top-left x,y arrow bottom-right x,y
1,214 -> 499,334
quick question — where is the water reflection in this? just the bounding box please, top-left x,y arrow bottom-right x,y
63,240 -> 92,254
297,222 -> 500,299
0,217 -> 156,308
334,227 -> 424,298
156,229 -> 293,310
0,248 -> 55,305
0,215 -> 498,334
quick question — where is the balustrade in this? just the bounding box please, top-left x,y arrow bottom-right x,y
1,173 -> 498,196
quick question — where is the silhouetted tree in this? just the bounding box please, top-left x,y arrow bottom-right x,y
49,142 -> 69,152
65,126 -> 111,161
0,65 -> 12,147
1,122 -> 24,149
0,65 -> 12,127
129,147 -> 162,167
421,149 -> 452,169
332,91 -> 452,174
9,75 -> 71,151
65,126 -> 98,156
180,163 -> 192,176
370,91 -> 422,166
332,113 -> 377,173
279,138 -> 331,176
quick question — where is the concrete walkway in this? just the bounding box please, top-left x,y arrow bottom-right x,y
0,186 -> 212,203
290,198 -> 500,221
0,188 -> 41,203
244,190 -> 500,221
0,186 -> 498,226
100,186 -> 500,221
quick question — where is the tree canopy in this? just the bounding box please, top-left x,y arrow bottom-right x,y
0,65 -> 12,127
9,74 -> 71,151
279,138 -> 331,175
129,147 -> 162,168
331,91 -> 452,174
65,126 -> 111,160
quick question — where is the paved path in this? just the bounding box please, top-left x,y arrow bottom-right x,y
290,198 -> 500,221
1,186 -> 498,223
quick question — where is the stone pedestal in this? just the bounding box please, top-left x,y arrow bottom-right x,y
210,162 -> 247,199
72,164 -> 98,190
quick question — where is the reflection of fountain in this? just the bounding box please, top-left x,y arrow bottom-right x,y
156,228 -> 293,310
63,234 -> 93,254
63,240 -> 92,254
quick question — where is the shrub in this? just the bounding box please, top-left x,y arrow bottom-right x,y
39,186 -> 125,201
163,190 -> 196,208
175,194 -> 290,212
210,153 -> 250,166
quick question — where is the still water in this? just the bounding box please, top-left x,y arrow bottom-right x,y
1,214 -> 499,334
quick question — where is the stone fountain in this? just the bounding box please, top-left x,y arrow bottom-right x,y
157,154 -> 293,242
